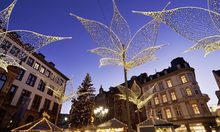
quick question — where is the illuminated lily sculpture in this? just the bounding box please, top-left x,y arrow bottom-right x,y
133,0 -> 220,56
70,0 -> 167,130
117,81 -> 156,123
0,0 -> 71,72
36,73 -> 89,125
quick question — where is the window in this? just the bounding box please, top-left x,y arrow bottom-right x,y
43,99 -> 51,110
17,89 -> 31,106
187,73 -> 194,82
154,96 -> 159,105
201,104 -> 208,113
6,85 -> 17,104
0,74 -> 7,91
47,89 -> 53,96
192,104 -> 200,114
31,95 -> 42,111
33,62 -> 40,70
162,94 -> 168,103
37,80 -> 45,92
158,82 -> 164,91
165,108 -> 172,118
180,75 -> 188,83
26,57 -> 34,66
186,88 -> 192,96
9,45 -> 20,57
1,40 -> 12,52
166,79 -> 173,88
170,92 -> 177,101
174,106 -> 182,117
157,110 -> 163,119
16,69 -> 25,81
26,74 -> 37,87
52,102 -> 59,114
39,66 -> 45,74
45,70 -> 51,77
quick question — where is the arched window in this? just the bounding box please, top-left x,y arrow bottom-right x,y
0,74 -> 7,91
186,88 -> 192,96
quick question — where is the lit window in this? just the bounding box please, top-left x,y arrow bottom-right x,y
170,92 -> 177,101
186,88 -> 192,96
180,75 -> 188,83
166,79 -> 173,88
39,66 -> 45,74
192,104 -> 200,114
165,108 -> 172,118
33,62 -> 40,70
162,94 -> 168,103
154,97 -> 159,105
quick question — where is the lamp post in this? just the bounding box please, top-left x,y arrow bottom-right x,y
94,106 -> 109,124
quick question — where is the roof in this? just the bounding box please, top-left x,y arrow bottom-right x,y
213,70 -> 220,78
97,118 -> 127,129
11,117 -> 63,132
138,118 -> 180,128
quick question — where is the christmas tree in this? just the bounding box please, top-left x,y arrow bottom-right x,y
69,73 -> 95,129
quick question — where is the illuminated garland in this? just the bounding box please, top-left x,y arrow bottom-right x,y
70,0 -> 166,70
117,81 -> 156,109
133,1 -> 220,56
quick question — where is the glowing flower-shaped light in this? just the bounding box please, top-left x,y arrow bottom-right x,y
133,1 -> 220,56
0,53 -> 25,72
117,80 -> 156,110
70,0 -> 166,70
0,0 -> 72,72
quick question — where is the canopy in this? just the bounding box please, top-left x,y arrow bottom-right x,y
97,118 -> 127,129
11,117 -> 63,132
138,118 -> 179,128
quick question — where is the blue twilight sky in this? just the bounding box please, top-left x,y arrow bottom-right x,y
1,0 -> 220,114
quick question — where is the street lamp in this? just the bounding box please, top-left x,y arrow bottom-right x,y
94,106 -> 109,124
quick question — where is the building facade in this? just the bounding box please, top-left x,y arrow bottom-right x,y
213,70 -> 220,105
142,57 -> 216,132
95,57 -> 216,131
0,32 -> 69,129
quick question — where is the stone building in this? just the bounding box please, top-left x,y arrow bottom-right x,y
0,32 -> 69,129
95,57 -> 216,131
213,70 -> 220,105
